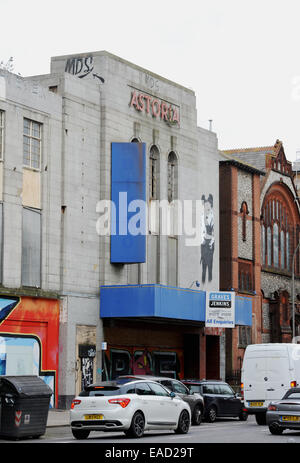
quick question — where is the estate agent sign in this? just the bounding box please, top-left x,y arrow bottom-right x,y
205,291 -> 235,328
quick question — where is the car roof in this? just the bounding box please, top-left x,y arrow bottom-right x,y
86,378 -> 164,388
118,375 -> 180,382
285,387 -> 300,394
182,379 -> 228,384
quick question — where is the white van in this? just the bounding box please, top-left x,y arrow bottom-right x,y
241,343 -> 300,425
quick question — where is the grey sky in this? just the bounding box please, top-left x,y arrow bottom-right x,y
2,0 -> 300,161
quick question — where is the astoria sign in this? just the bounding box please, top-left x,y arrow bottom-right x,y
130,90 -> 180,126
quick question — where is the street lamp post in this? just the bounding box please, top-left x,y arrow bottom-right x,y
292,240 -> 300,341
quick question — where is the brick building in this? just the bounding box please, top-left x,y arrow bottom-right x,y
220,140 -> 300,384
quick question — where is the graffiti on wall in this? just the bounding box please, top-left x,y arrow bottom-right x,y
103,347 -> 182,381
0,296 -> 59,407
200,194 -> 215,284
64,56 -> 105,82
78,344 -> 96,390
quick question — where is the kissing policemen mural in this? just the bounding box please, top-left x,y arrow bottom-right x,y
200,194 -> 215,284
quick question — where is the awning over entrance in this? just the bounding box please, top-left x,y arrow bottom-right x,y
100,284 -> 252,326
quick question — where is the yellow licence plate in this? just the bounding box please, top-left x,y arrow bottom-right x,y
249,402 -> 264,407
281,416 -> 300,422
84,414 -> 104,420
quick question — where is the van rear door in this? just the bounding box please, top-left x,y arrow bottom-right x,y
265,346 -> 290,401
243,350 -> 267,405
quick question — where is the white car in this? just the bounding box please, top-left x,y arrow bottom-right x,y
70,378 -> 191,439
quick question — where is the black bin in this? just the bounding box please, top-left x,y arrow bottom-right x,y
0,375 -> 52,439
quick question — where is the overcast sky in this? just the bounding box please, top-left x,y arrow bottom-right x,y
2,0 -> 300,161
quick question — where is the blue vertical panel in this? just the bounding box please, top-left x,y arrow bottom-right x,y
111,143 -> 146,263
235,296 -> 252,326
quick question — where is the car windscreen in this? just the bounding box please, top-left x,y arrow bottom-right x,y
79,387 -> 120,396
282,392 -> 300,400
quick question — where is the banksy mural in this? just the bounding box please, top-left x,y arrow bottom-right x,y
200,194 -> 215,284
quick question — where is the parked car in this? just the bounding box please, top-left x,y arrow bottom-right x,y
182,379 -> 248,423
118,375 -> 204,425
241,343 -> 300,425
266,387 -> 300,435
70,379 -> 191,439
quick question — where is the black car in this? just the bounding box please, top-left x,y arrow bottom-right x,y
118,375 -> 204,425
182,379 -> 248,423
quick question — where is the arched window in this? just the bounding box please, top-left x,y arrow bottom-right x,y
240,202 -> 249,242
149,145 -> 159,200
167,151 -> 178,203
261,185 -> 299,274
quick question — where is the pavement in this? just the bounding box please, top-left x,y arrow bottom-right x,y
47,409 -> 70,427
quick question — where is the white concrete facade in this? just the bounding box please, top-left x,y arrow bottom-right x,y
0,51 -> 220,407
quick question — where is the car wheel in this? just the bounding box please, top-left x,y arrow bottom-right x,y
206,405 -> 217,423
255,413 -> 266,425
71,429 -> 90,440
125,411 -> 145,438
175,410 -> 190,434
192,404 -> 202,426
269,423 -> 283,435
238,410 -> 248,421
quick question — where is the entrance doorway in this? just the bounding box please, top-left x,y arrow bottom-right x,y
206,335 -> 220,380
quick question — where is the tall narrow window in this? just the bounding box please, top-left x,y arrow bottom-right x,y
240,202 -> 249,242
22,208 -> 41,287
149,146 -> 160,234
167,152 -> 178,286
23,118 -> 42,169
280,230 -> 285,269
273,223 -> 279,267
149,146 -> 159,200
286,232 -> 290,270
267,227 -> 272,266
0,111 -> 4,160
168,152 -> 178,203
261,226 -> 265,265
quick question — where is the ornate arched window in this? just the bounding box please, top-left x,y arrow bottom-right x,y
261,184 -> 299,273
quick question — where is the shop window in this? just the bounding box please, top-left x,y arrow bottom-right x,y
21,207 -> 41,287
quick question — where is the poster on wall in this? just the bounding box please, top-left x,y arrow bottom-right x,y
205,291 -> 235,328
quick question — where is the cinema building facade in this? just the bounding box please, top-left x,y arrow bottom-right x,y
0,51 -> 251,408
